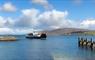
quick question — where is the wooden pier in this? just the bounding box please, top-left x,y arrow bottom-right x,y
78,37 -> 95,50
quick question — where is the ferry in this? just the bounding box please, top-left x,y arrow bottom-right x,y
26,32 -> 47,39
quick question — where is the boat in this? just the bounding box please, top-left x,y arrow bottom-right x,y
26,32 -> 47,39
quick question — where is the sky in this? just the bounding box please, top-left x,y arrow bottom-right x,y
0,0 -> 95,34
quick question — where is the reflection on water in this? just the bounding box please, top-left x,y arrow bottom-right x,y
0,35 -> 95,60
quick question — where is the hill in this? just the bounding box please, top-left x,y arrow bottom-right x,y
44,28 -> 92,35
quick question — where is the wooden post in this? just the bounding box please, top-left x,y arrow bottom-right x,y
87,40 -> 92,49
78,37 -> 84,47
91,38 -> 92,42
92,41 -> 95,50
78,37 -> 80,47
82,38 -> 87,48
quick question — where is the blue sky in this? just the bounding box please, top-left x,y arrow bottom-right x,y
0,0 -> 95,19
0,0 -> 95,34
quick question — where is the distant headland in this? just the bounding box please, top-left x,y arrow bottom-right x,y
43,28 -> 95,35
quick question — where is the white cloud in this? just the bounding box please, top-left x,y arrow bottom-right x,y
22,8 -> 39,17
32,0 -> 52,10
80,19 -> 95,29
73,0 -> 82,5
0,28 -> 14,35
15,8 -> 40,28
0,16 -> 6,27
0,28 -> 34,35
38,10 -> 70,29
0,16 -> 35,34
0,2 -> 16,12
0,16 -> 15,28
32,0 -> 48,5
4,17 -> 15,27
81,19 -> 95,25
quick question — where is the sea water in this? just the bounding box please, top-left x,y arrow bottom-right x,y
0,35 -> 95,60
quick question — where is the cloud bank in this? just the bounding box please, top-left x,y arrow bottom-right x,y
0,8 -> 95,34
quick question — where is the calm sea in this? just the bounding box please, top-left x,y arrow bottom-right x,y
0,35 -> 95,60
